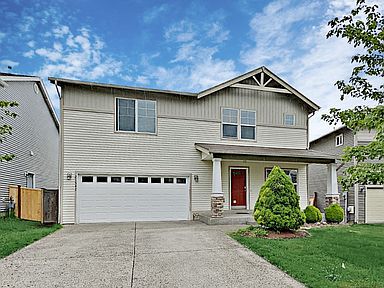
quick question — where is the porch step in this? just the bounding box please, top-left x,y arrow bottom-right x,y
197,210 -> 257,225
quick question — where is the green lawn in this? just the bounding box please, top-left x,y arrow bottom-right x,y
231,224 -> 384,288
0,217 -> 61,259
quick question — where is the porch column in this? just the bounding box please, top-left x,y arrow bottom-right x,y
325,163 -> 339,206
211,158 -> 224,218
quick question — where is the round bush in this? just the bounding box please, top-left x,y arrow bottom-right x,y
254,166 -> 305,231
304,205 -> 322,223
325,204 -> 344,223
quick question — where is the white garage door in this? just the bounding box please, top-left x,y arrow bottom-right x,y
77,175 -> 190,223
366,186 -> 384,223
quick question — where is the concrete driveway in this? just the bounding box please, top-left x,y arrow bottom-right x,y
0,222 -> 304,288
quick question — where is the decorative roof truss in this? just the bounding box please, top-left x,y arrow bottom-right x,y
230,71 -> 292,94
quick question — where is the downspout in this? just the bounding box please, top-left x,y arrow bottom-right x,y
307,111 -> 315,149
54,80 -> 63,224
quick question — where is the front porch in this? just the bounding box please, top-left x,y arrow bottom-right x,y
195,143 -> 338,221
198,210 -> 256,225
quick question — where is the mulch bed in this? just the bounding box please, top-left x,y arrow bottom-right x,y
265,230 -> 309,239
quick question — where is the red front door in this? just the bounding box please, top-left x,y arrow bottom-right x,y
231,169 -> 247,207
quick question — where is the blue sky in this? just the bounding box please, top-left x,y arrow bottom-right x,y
0,0 -> 379,139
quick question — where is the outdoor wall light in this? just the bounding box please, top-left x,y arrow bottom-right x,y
194,175 -> 199,183
67,173 -> 72,180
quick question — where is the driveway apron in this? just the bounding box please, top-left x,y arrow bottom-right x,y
0,221 -> 304,288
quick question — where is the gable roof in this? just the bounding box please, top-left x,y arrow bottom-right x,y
0,74 -> 59,130
310,126 -> 350,146
49,66 -> 320,112
198,66 -> 320,111
48,77 -> 197,98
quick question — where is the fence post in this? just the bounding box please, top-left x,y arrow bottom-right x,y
17,185 -> 21,218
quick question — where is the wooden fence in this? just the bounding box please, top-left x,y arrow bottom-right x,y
9,185 -> 58,223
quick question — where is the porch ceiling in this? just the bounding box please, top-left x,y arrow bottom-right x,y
195,143 -> 337,164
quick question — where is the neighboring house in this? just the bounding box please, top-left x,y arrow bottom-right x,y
49,66 -> 337,224
308,126 -> 383,223
0,73 -> 59,213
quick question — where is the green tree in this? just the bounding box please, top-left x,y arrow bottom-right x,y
254,166 -> 305,231
0,100 -> 18,162
322,0 -> 384,189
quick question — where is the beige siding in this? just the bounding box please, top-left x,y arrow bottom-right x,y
63,85 -> 309,128
221,161 -> 307,210
61,84 -> 311,223
356,130 -> 376,143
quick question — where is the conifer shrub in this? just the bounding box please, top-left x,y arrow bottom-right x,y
325,204 -> 344,223
254,166 -> 305,231
304,205 -> 322,223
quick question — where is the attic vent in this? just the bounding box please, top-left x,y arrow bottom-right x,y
33,83 -> 39,94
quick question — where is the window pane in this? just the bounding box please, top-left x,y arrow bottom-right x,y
151,177 -> 161,183
117,99 -> 135,131
241,110 -> 255,125
138,117 -> 156,133
82,176 -> 93,183
97,176 -> 108,183
285,114 -> 295,125
138,100 -> 156,133
223,108 -> 238,124
125,177 -> 135,183
164,178 -> 174,183
138,177 -> 148,183
241,126 -> 255,140
176,178 -> 186,184
223,124 -> 237,138
111,177 -> 122,183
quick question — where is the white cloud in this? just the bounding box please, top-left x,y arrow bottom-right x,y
164,20 -> 196,43
141,18 -> 235,91
0,59 -> 19,70
52,25 -> 70,38
240,0 -> 378,140
27,40 -> 35,48
30,26 -> 122,81
143,4 -> 169,24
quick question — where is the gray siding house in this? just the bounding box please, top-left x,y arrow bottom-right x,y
0,73 -> 59,212
50,66 -> 337,224
308,126 -> 383,223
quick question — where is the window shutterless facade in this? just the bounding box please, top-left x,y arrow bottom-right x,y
222,108 -> 256,140
116,98 -> 156,133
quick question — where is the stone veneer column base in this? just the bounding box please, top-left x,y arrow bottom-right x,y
325,194 -> 340,207
211,196 -> 224,218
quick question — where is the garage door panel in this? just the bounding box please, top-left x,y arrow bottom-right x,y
77,176 -> 189,223
366,186 -> 384,223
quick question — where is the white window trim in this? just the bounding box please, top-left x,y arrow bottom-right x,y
25,172 -> 35,188
335,133 -> 344,147
221,107 -> 256,141
284,113 -> 296,126
115,97 -> 157,134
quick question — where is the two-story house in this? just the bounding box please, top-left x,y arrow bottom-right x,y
0,73 -> 59,213
309,126 -> 383,223
49,66 -> 337,224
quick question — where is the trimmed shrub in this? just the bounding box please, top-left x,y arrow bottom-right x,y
325,204 -> 344,223
304,205 -> 322,223
254,166 -> 305,231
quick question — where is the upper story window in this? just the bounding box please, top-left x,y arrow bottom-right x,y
222,108 -> 256,140
335,133 -> 343,147
116,98 -> 156,133
284,114 -> 295,126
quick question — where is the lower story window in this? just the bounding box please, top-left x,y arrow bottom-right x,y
265,168 -> 298,191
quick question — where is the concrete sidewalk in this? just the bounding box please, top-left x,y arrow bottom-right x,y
0,221 -> 304,287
